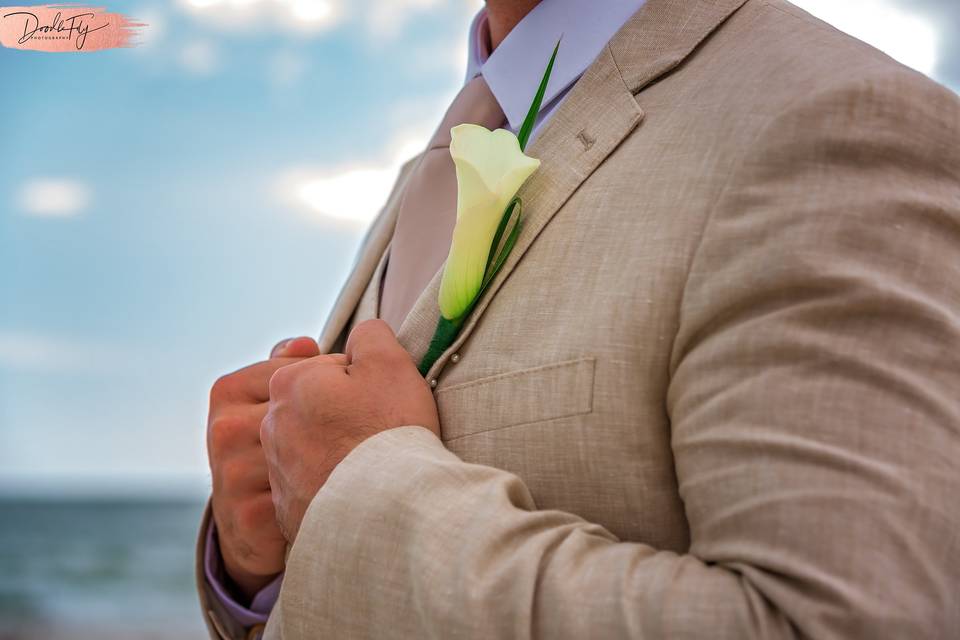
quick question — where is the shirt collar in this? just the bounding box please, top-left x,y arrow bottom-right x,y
465,0 -> 648,131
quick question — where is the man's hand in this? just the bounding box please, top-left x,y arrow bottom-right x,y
207,336 -> 320,600
261,319 -> 440,543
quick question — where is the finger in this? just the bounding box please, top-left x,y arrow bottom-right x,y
208,403 -> 268,455
265,352 -> 350,401
271,336 -> 320,359
234,352 -> 343,402
218,448 -> 272,495
270,338 -> 293,358
217,357 -> 313,403
344,319 -> 410,368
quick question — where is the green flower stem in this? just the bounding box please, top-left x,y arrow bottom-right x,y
417,207 -> 521,376
418,316 -> 460,376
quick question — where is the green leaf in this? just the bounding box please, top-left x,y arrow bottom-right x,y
483,198 -> 519,281
517,37 -> 562,152
484,212 -> 523,291
478,200 -> 523,297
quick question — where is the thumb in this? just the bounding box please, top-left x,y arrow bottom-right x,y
271,336 -> 320,359
344,319 -> 408,366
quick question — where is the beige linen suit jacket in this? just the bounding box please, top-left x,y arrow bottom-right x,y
198,0 -> 960,637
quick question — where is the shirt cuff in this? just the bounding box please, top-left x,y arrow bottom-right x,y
203,520 -> 281,627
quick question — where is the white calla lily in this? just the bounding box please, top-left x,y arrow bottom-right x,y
438,124 -> 541,321
418,38 -> 559,376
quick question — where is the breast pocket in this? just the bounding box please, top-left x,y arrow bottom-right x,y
436,357 -> 596,442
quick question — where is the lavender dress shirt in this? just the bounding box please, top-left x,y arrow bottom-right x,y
203,0 -> 648,628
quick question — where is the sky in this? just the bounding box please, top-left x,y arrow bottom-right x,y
1,0 -> 957,498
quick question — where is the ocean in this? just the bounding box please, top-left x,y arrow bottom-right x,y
0,498 -> 210,639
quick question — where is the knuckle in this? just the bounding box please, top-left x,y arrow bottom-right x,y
209,373 -> 236,403
219,458 -> 247,489
357,318 -> 388,333
382,344 -> 412,367
208,414 -> 249,455
238,495 -> 274,532
349,319 -> 381,345
270,488 -> 283,514
259,411 -> 274,446
364,345 -> 409,374
268,364 -> 294,398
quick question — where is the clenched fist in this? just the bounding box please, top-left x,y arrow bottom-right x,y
206,336 -> 320,600
261,319 -> 441,543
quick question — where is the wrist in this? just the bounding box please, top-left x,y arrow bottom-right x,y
212,521 -> 282,603
221,550 -> 282,603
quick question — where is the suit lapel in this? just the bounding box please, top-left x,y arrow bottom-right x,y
407,0 -> 751,379
317,156 -> 420,354
396,267 -> 443,365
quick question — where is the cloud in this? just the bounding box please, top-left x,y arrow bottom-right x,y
365,0 -> 482,41
0,330 -> 179,376
365,0 -> 441,39
792,0 -> 939,77
274,127 -> 429,226
276,165 -> 405,227
177,0 -> 345,36
271,85 -> 463,226
406,36 -> 470,78
176,0 -> 482,40
16,178 -> 91,218
0,330 -> 115,374
131,5 -> 166,50
889,0 -> 960,90
178,39 -> 221,75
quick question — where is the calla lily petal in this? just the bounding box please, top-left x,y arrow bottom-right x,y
438,124 -> 540,321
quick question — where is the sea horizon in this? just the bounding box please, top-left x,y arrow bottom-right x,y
0,495 -> 210,639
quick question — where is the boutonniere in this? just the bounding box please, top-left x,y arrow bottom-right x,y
419,40 -> 561,375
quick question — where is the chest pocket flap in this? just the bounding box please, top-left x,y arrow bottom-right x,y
436,357 -> 596,442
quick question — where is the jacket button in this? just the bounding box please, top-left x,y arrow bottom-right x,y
429,378 -> 438,388
450,353 -> 461,363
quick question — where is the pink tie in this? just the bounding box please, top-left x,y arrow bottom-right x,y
378,76 -> 506,333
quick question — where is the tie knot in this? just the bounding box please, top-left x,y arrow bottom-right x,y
428,75 -> 506,150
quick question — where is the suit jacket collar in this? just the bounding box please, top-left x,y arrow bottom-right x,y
611,0 -> 750,95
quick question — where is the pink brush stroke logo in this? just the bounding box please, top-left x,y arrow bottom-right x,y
0,4 -> 144,51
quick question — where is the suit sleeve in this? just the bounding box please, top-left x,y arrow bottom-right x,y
267,71 -> 960,640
